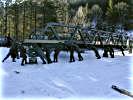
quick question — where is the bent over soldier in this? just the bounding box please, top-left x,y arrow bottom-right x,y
46,48 -> 52,64
90,46 -> 101,59
103,47 -> 108,57
2,42 -> 18,62
103,46 -> 114,58
120,46 -> 125,56
77,51 -> 83,61
69,45 -> 75,62
109,46 -> 114,58
74,44 -> 83,61
20,46 -> 27,66
67,42 -> 83,62
53,47 -> 60,62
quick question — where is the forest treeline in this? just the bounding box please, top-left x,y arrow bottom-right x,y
0,0 -> 132,40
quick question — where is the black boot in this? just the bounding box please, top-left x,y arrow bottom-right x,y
79,57 -> 81,61
96,53 -> 101,59
47,60 -> 52,64
103,53 -> 108,57
110,53 -> 114,58
42,62 -> 46,64
12,57 -> 16,62
69,60 -> 73,63
21,63 -> 24,66
96,54 -> 101,59
25,62 -> 28,64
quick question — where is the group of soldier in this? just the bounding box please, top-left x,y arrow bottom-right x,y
40,43 -> 84,64
1,42 -> 84,65
2,42 -> 27,66
103,46 -> 114,58
2,40 -> 126,65
2,34 -> 27,65
66,43 -> 84,62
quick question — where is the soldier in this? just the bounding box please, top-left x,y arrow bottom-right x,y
103,46 -> 114,58
77,51 -> 83,61
32,44 -> 46,64
14,42 -> 20,59
109,46 -> 114,58
103,47 -> 108,57
2,42 -> 17,62
120,46 -> 125,56
12,42 -> 19,61
53,48 -> 60,62
69,45 -> 75,62
5,34 -> 13,47
91,46 -> 101,59
129,39 -> 132,54
73,43 -> 83,61
10,47 -> 17,62
46,48 -> 52,64
20,46 -> 27,66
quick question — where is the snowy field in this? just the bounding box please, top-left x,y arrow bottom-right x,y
0,47 -> 133,100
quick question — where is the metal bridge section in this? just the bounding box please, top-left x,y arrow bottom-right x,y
23,22 -> 131,61
25,22 -> 129,48
82,29 -> 129,48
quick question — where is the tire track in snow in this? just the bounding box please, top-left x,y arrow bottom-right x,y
38,77 -> 76,98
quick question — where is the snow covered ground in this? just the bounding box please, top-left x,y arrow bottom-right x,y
0,47 -> 133,100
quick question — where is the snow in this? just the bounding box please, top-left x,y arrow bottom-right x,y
0,47 -> 133,100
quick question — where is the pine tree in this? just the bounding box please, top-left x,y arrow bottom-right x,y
54,0 -> 69,24
106,1 -> 129,28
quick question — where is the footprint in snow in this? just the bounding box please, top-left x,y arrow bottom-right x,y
14,71 -> 20,74
51,78 -> 75,95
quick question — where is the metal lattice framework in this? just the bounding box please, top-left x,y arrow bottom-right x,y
25,22 -> 129,48
22,22 -> 132,61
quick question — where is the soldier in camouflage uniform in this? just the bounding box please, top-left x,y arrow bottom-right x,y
67,42 -> 83,62
91,46 -> 101,59
2,42 -> 18,62
5,34 -> 13,47
53,47 -> 60,62
77,51 -> 83,61
103,46 -> 114,58
75,44 -> 83,61
120,46 -> 125,56
109,46 -> 114,58
69,45 -> 75,62
20,46 -> 27,66
103,47 -> 109,57
46,48 -> 52,64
